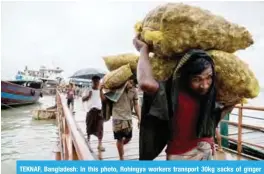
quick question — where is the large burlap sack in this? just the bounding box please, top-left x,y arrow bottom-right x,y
103,64 -> 133,89
103,53 -> 178,81
103,53 -> 139,71
135,3 -> 253,57
208,50 -> 260,105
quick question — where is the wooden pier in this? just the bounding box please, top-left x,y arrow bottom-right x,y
55,92 -> 264,160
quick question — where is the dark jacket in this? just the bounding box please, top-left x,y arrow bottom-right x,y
139,50 -> 223,160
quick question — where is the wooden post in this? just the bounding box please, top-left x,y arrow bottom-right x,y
63,134 -> 69,160
68,135 -> 73,160
54,144 -> 62,160
237,103 -> 243,156
72,143 -> 79,160
55,152 -> 61,160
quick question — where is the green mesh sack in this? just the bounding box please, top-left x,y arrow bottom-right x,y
207,50 -> 260,105
150,54 -> 178,81
103,53 -> 139,72
103,64 -> 133,89
135,3 -> 253,57
103,53 -> 178,81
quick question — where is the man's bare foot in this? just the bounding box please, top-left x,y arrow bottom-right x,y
97,145 -> 105,152
98,151 -> 103,160
217,147 -> 224,153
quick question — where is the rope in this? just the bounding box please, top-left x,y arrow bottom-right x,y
1,103 -> 16,109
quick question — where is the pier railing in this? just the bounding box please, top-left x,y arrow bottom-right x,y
56,90 -> 263,160
220,104 -> 264,160
56,92 -> 93,160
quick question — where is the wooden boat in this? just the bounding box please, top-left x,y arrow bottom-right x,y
32,109 -> 56,120
1,80 -> 43,107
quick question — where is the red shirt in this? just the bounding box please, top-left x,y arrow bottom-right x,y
67,89 -> 75,99
166,92 -> 213,155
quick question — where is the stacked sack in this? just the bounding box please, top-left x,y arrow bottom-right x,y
103,63 -> 133,89
103,53 -> 139,72
103,53 -> 178,87
102,3 -> 260,105
102,53 -> 135,89
134,3 -> 253,57
133,3 -> 259,106
102,51 -> 260,105
207,50 -> 259,105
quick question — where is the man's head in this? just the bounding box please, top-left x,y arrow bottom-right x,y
92,75 -> 101,88
126,79 -> 134,90
180,53 -> 214,96
126,76 -> 136,90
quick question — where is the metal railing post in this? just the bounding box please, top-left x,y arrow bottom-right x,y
237,103 -> 243,156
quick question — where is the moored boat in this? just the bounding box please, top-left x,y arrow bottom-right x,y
32,109 -> 56,120
1,80 -> 43,108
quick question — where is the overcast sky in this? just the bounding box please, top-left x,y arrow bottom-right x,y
1,1 -> 264,86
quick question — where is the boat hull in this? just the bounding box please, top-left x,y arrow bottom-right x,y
1,81 -> 42,107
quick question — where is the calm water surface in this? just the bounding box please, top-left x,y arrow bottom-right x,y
1,96 -> 58,174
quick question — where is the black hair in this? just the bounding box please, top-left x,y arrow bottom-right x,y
92,75 -> 101,81
182,58 -> 211,77
128,74 -> 138,85
179,51 -> 213,90
179,50 -> 212,77
178,49 -> 217,137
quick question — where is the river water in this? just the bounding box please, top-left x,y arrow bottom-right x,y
1,96 -> 58,174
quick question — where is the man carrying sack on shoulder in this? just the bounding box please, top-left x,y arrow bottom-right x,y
133,35 -> 235,161
101,77 -> 141,160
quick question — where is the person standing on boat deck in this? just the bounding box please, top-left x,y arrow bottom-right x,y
82,75 -> 105,151
133,35 -> 235,160
66,83 -> 75,111
100,78 -> 141,160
